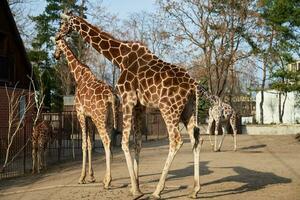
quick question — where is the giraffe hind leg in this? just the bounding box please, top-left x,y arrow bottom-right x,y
152,122 -> 183,199
121,103 -> 143,198
77,113 -> 87,184
87,128 -> 96,183
133,106 -> 144,187
186,115 -> 201,199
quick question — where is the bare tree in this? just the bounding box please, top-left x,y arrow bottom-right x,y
158,0 -> 255,97
7,0 -> 37,44
1,84 -> 34,172
1,72 -> 46,172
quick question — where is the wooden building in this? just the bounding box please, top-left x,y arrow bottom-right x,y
0,1 -> 34,142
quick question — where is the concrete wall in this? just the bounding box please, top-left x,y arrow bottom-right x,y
242,124 -> 300,135
256,90 -> 300,124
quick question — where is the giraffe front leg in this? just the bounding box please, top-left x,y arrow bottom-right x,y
230,117 -> 238,151
87,132 -> 95,183
214,120 -> 220,152
121,104 -> 143,198
99,131 -> 112,189
32,147 -> 37,174
152,125 -> 183,199
37,146 -> 42,173
207,117 -> 214,149
78,114 -> 87,184
217,124 -> 227,152
187,116 -> 201,199
40,146 -> 46,172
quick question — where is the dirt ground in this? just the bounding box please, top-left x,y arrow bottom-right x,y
0,134 -> 300,200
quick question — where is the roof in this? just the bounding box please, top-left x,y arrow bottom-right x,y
0,0 -> 33,79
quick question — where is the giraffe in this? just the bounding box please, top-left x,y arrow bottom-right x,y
53,37 -> 119,188
207,97 -> 238,152
196,86 -> 238,151
56,13 -> 206,199
32,119 -> 54,174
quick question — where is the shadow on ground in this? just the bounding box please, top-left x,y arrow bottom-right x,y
295,133 -> 300,142
199,166 -> 292,199
0,159 -> 83,191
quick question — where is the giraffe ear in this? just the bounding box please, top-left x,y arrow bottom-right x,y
50,36 -> 56,44
65,37 -> 72,43
60,12 -> 70,20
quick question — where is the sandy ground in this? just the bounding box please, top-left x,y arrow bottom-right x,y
0,134 -> 300,200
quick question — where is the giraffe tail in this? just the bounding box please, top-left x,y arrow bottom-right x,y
110,93 -> 120,154
111,93 -> 119,131
193,84 -> 202,150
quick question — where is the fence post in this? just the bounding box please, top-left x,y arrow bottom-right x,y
23,123 -> 26,174
58,113 -> 62,162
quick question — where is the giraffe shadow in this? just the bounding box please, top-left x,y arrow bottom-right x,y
200,166 -> 291,198
144,161 -> 212,184
164,166 -> 291,199
295,133 -> 300,142
0,159 -> 83,191
239,144 -> 266,150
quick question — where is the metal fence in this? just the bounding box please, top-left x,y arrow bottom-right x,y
0,110 -> 167,180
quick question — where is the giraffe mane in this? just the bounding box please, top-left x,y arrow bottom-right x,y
73,15 -> 147,46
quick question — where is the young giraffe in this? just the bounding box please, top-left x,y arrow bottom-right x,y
32,120 -> 53,174
53,37 -> 118,188
56,13 -> 206,199
197,86 -> 238,151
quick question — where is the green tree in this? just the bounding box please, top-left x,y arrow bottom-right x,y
28,0 -> 87,112
270,67 -> 300,123
242,0 -> 300,124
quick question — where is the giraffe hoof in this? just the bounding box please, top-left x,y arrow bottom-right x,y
88,177 -> 96,183
103,177 -> 112,189
132,191 -> 144,200
78,179 -> 86,184
188,192 -> 198,199
150,193 -> 161,200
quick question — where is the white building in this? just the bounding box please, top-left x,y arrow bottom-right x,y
256,90 -> 300,124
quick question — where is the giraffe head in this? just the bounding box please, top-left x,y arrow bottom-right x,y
55,12 -> 74,40
211,95 -> 220,105
52,36 -> 64,60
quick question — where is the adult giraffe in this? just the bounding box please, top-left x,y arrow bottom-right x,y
56,13 -> 205,199
53,37 -> 118,188
197,90 -> 238,151
207,97 -> 238,152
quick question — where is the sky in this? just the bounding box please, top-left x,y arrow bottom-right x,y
27,0 -> 157,20
100,0 -> 156,18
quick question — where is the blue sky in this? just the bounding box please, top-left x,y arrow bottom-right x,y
100,0 -> 156,18
28,0 -> 156,20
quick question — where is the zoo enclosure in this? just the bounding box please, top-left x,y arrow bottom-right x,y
0,110 -> 167,180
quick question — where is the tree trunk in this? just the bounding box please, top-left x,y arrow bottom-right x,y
259,61 -> 267,124
280,92 -> 288,123
278,92 -> 282,123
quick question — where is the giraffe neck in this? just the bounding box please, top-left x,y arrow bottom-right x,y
197,85 -> 218,105
70,16 -> 128,70
59,40 -> 85,82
